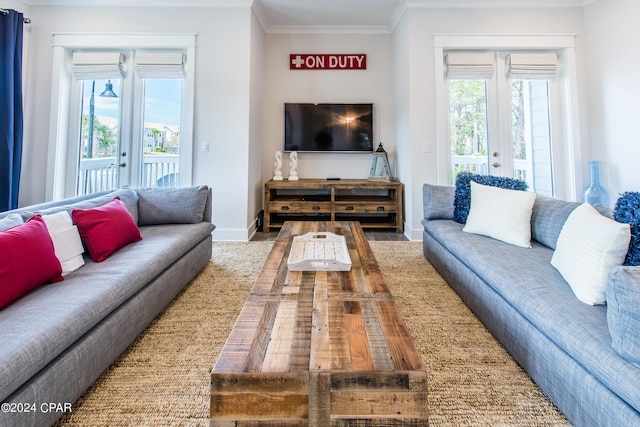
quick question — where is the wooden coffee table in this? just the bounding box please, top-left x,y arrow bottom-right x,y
210,221 -> 428,426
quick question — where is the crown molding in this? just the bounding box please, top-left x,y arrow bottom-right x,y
264,25 -> 392,36
250,0 -> 270,33
388,0 -> 409,32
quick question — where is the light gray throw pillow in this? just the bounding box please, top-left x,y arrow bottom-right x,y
423,184 -> 455,220
530,194 -> 580,250
137,185 -> 208,225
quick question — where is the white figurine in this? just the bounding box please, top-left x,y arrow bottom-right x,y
288,151 -> 299,180
273,151 -> 284,180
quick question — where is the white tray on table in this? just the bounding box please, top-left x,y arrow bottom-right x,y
287,232 -> 352,271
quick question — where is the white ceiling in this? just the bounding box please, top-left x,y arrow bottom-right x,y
25,0 -> 594,31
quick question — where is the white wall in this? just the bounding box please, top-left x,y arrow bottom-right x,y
18,6 -> 255,240
391,12 -> 413,235
584,0 -> 640,200
262,33 -> 395,183
247,10 -> 265,237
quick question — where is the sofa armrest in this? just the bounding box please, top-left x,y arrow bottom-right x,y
423,183 -> 455,220
203,187 -> 212,223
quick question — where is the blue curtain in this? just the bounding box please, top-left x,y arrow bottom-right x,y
0,10 -> 24,212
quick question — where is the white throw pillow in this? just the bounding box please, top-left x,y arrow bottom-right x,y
42,211 -> 85,275
463,181 -> 536,248
551,203 -> 631,305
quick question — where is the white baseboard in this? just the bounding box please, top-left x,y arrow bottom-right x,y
407,227 -> 423,241
212,226 -> 254,242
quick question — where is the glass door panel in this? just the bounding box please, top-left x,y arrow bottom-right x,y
77,78 -> 122,196
510,79 -> 554,196
140,78 -> 182,188
448,79 -> 490,181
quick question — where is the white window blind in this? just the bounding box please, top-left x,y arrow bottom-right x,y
506,53 -> 558,78
72,52 -> 124,79
135,52 -> 185,78
445,53 -> 495,79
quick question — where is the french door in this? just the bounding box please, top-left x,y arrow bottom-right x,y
447,53 -> 558,197
68,56 -> 185,197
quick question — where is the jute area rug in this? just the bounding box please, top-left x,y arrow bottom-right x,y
56,241 -> 569,426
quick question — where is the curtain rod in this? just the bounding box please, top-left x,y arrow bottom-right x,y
0,8 -> 31,24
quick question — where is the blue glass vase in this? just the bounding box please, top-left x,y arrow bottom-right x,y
583,160 -> 610,207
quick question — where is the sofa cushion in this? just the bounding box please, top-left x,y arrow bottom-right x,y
607,266 -> 640,366
20,188 -> 140,224
0,213 -> 23,231
614,191 -> 640,266
463,181 -> 536,248
453,172 -> 528,224
72,198 -> 143,262
423,184 -> 455,220
137,185 -> 208,225
0,216 -> 64,310
530,194 -> 580,250
0,221 -> 215,402
551,203 -> 631,305
42,211 -> 85,275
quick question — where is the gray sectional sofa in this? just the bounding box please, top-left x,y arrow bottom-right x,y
422,183 -> 640,427
0,186 -> 215,427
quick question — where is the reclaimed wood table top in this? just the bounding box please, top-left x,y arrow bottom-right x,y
211,221 -> 428,426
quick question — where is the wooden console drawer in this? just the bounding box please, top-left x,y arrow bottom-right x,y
334,203 -> 366,213
365,202 -> 397,213
270,201 -> 301,213
300,202 -> 331,213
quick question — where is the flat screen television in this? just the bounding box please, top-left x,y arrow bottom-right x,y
284,103 -> 373,153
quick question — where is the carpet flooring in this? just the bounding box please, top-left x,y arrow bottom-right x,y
55,241 -> 569,426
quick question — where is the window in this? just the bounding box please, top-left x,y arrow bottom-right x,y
48,34 -> 195,200
434,35 -> 583,201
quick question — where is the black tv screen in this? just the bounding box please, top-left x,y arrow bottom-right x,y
284,103 -> 373,153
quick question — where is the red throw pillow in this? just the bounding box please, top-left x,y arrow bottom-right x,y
72,198 -> 142,262
0,215 -> 64,309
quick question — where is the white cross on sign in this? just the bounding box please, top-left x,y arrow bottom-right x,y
291,55 -> 305,68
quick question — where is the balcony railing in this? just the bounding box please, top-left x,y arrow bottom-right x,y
78,154 -> 179,196
452,155 -> 531,184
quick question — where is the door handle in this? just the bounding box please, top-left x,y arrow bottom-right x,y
118,162 -> 127,168
492,162 -> 500,168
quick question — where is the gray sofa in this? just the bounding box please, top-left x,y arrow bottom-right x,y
422,183 -> 640,427
0,186 -> 215,427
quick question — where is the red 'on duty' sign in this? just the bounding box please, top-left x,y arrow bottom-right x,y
290,54 -> 367,70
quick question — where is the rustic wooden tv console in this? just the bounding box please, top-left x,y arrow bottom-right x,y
263,179 -> 404,233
